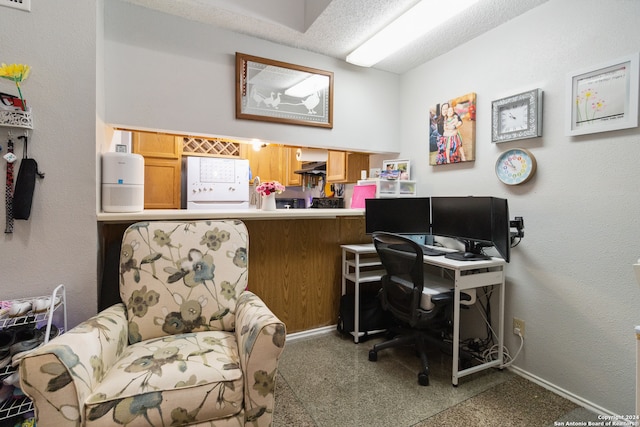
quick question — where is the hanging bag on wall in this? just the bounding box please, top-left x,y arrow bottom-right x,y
13,135 -> 44,220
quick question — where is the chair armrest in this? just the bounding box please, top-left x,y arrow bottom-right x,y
235,290 -> 286,426
20,303 -> 128,426
430,292 -> 452,305
430,291 -> 471,305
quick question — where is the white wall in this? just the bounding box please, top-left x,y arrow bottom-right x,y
0,1 -> 99,328
103,1 -> 399,153
400,0 -> 640,415
2,0 -> 638,417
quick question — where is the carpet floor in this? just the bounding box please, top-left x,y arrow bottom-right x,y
273,332 -> 599,427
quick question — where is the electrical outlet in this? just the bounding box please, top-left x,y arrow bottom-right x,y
513,317 -> 525,337
0,0 -> 31,12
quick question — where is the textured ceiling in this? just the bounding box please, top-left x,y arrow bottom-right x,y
117,0 -> 549,74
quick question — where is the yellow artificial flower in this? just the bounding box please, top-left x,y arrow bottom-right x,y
0,63 -> 31,111
0,63 -> 31,82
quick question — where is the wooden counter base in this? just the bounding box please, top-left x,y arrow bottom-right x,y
99,212 -> 369,333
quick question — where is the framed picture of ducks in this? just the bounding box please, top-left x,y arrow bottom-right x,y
236,52 -> 334,128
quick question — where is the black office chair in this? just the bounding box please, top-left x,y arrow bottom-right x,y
368,232 -> 469,386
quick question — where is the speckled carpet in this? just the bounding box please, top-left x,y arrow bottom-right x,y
273,333 -> 598,427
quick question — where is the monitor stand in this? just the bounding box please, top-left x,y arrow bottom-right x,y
444,241 -> 491,261
445,252 -> 491,261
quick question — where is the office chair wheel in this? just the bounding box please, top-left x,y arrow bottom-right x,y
368,350 -> 378,362
418,372 -> 429,386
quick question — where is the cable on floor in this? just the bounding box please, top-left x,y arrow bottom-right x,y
482,328 -> 524,366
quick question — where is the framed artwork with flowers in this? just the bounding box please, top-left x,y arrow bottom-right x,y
566,52 -> 639,136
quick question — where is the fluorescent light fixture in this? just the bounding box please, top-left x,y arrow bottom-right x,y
346,0 -> 481,67
284,74 -> 329,98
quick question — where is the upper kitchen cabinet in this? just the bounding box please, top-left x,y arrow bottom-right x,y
326,151 -> 369,183
132,131 -> 182,209
242,144 -> 281,184
285,147 -> 302,186
132,131 -> 182,158
242,144 -> 298,185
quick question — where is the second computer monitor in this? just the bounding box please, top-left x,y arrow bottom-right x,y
431,196 -> 510,262
365,197 -> 431,235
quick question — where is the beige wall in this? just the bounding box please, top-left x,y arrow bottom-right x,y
400,0 -> 640,415
1,0 -> 638,417
0,1 -> 100,328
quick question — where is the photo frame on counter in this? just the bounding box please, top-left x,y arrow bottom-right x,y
236,52 -> 334,128
381,159 -> 410,180
566,52 -> 639,136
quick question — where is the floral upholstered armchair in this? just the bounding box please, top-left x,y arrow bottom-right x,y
20,220 -> 286,426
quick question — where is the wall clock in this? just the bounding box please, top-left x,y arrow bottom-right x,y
495,148 -> 537,185
491,89 -> 543,143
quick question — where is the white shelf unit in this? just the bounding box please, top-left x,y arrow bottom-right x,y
357,179 -> 417,198
0,284 -> 66,421
0,110 -> 33,129
340,244 -> 386,343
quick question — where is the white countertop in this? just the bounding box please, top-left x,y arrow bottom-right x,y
97,208 -> 366,222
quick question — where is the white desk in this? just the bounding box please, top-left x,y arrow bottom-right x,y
340,243 -> 506,386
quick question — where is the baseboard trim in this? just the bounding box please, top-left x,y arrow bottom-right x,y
508,365 -> 614,416
286,325 -> 336,342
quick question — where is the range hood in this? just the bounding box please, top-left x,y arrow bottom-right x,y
294,161 -> 326,175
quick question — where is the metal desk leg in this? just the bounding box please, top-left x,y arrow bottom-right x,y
452,270 -> 461,386
353,252 -> 361,343
498,278 -> 505,368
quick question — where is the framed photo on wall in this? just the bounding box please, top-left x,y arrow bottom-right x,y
381,159 -> 410,180
429,93 -> 476,165
566,53 -> 639,136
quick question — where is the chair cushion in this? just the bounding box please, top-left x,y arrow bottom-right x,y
84,330 -> 243,427
120,220 -> 249,343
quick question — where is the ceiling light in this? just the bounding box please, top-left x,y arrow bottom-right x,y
346,0 -> 481,68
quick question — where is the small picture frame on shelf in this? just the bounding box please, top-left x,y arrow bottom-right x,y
369,168 -> 381,179
381,159 -> 410,180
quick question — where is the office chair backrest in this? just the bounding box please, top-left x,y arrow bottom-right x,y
372,232 -> 425,327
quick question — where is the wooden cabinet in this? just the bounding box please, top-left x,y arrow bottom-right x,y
242,144 -> 284,184
285,147 -> 302,186
242,145 -> 301,186
242,146 -> 370,186
132,132 -> 182,209
326,150 -> 369,183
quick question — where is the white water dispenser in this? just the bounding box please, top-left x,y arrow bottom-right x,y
101,152 -> 145,212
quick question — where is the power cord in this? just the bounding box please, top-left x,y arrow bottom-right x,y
482,328 -> 524,366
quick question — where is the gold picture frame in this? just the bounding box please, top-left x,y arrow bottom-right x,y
236,52 -> 334,128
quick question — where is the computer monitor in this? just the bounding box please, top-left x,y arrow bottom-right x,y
365,197 -> 431,236
491,197 -> 511,263
431,196 -> 510,262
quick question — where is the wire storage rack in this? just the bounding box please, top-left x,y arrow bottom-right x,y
0,284 -> 66,421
